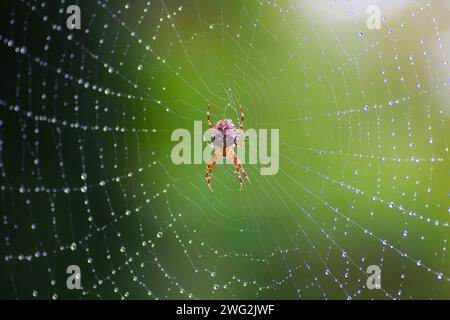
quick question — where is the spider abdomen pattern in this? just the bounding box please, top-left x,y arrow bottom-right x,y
212,119 -> 240,149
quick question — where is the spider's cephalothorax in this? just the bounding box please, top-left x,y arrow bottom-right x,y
204,103 -> 250,192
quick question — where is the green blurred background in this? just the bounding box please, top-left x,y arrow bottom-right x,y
0,0 -> 449,299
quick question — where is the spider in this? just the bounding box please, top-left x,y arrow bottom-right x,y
204,103 -> 250,192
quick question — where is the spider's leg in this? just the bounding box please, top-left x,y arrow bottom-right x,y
239,161 -> 250,183
229,149 -> 243,191
207,102 -> 212,129
205,103 -> 214,147
205,153 -> 217,192
235,164 -> 243,192
238,105 -> 248,145
228,149 -> 250,188
239,104 -> 245,131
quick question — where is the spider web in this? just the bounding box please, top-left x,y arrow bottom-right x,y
0,0 -> 449,299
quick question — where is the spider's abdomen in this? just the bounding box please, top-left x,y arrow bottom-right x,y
212,119 -> 239,150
